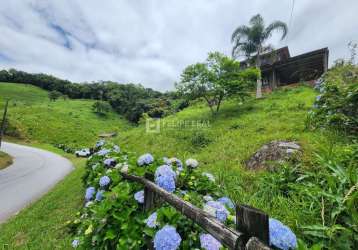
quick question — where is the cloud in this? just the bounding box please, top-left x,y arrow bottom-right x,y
0,0 -> 357,91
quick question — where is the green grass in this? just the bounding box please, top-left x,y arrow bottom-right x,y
0,142 -> 86,249
117,85 -> 340,230
0,150 -> 12,170
120,86 -> 328,163
0,82 -> 132,148
0,83 -> 130,249
0,83 -> 343,248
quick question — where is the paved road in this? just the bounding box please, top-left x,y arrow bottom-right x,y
0,142 -> 73,223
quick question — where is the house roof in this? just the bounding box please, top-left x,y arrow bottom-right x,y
261,47 -> 329,72
240,46 -> 291,67
261,47 -> 329,83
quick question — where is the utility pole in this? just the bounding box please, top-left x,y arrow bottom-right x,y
0,99 -> 9,149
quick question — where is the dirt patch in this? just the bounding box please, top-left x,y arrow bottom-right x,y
0,151 -> 13,170
14,231 -> 28,247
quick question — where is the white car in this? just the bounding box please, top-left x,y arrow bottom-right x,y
75,148 -> 91,157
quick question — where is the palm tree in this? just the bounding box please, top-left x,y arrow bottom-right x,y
231,14 -> 288,98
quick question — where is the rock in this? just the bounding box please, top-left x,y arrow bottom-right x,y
278,142 -> 300,150
246,141 -> 301,170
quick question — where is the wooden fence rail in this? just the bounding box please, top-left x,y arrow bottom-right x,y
121,172 -> 271,250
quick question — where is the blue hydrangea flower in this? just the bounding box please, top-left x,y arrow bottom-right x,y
200,234 -> 222,250
163,157 -> 170,164
155,174 -> 176,192
85,187 -> 96,201
204,201 -> 229,222
155,165 -> 177,179
97,148 -> 110,156
96,139 -> 105,148
154,225 -> 181,250
137,153 -> 154,166
185,158 -> 199,168
316,95 -> 322,101
269,218 -> 297,250
134,190 -> 144,204
217,197 -> 235,209
113,145 -> 120,152
203,195 -> 214,202
155,165 -> 176,192
202,172 -> 215,182
174,159 -> 184,173
95,190 -> 104,201
167,157 -> 183,169
180,190 -> 188,195
72,239 -> 80,248
99,176 -> 110,187
145,212 -> 158,228
104,158 -> 116,167
85,201 -> 93,207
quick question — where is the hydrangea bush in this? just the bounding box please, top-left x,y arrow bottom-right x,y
307,63 -> 358,135
69,140 -> 297,249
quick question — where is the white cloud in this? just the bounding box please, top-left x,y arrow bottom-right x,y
0,0 -> 357,91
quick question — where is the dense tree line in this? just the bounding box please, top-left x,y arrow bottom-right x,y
0,68 -> 182,123
0,69 -> 161,99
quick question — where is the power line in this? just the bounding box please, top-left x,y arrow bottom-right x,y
287,0 -> 295,41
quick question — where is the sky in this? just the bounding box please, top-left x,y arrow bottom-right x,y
0,0 -> 357,91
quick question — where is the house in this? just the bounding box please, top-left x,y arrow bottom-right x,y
241,47 -> 329,89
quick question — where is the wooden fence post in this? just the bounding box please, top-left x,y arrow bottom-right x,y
144,173 -> 160,212
0,99 -> 9,149
143,173 -> 160,250
245,237 -> 271,250
236,204 -> 269,247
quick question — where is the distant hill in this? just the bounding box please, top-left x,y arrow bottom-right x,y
0,82 -> 131,148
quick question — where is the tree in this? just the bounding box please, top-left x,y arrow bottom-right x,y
176,52 -> 259,114
92,101 -> 111,116
231,14 -> 288,98
48,90 -> 62,101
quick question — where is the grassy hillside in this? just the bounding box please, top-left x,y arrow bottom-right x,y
0,83 -> 345,249
117,85 -> 339,230
120,85 -> 328,165
0,83 -> 131,148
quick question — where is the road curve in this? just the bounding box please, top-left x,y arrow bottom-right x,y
0,142 -> 73,223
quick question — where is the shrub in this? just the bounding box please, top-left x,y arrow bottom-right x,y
3,118 -> 22,138
69,140 -> 298,250
176,100 -> 189,111
147,107 -> 165,118
48,90 -> 62,101
54,143 -> 75,153
190,131 -> 212,148
92,101 -> 111,116
69,141 -> 233,249
257,142 -> 358,249
307,63 -> 358,135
